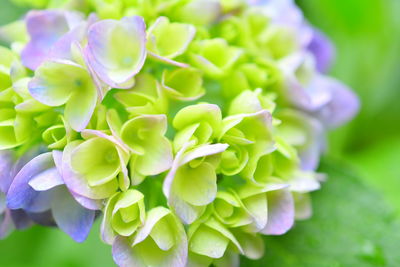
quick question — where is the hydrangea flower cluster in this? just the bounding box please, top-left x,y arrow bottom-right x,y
0,0 -> 359,266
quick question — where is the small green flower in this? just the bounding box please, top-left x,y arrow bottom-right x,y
212,191 -> 253,228
163,143 -> 228,224
114,73 -> 168,117
112,207 -> 188,267
29,60 -> 98,132
101,189 -> 145,244
188,217 -> 243,265
173,103 -> 222,151
147,16 -> 196,66
218,110 -> 274,177
189,38 -> 242,78
161,67 -> 205,101
63,133 -> 130,199
120,114 -> 173,185
42,116 -> 77,150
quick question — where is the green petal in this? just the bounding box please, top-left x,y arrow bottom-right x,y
161,68 -> 204,100
189,224 -> 230,258
173,161 -> 217,206
71,137 -> 121,187
147,16 -> 196,59
29,60 -> 89,106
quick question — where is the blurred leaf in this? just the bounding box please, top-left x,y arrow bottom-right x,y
242,163 -> 400,266
0,220 -> 116,267
346,137 -> 400,215
0,0 -> 26,24
298,0 -> 400,155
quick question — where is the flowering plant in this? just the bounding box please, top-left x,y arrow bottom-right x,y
0,0 -> 358,266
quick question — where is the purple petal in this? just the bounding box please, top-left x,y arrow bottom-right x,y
21,10 -> 70,70
0,150 -> 14,194
70,192 -> 103,210
261,189 -> 295,235
27,210 -> 55,227
51,186 -> 95,242
28,167 -> 64,191
23,190 -> 52,213
49,14 -> 98,62
10,209 -> 32,230
7,153 -> 54,210
307,29 -> 335,73
315,77 -> 360,128
112,236 -> 135,267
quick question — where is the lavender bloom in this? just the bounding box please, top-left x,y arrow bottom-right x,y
21,10 -> 84,70
6,151 -> 96,242
307,29 -> 335,73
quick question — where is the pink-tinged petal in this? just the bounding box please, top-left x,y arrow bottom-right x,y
51,186 -> 95,242
289,171 -> 321,193
52,150 -> 63,173
50,14 -> 98,62
70,191 -> 103,210
315,77 -> 360,128
148,52 -> 189,68
112,236 -> 136,267
0,150 -> 14,193
7,153 -> 54,210
49,22 -> 87,61
85,16 -> 147,88
28,167 -> 64,191
21,10 -> 83,70
261,189 -> 295,235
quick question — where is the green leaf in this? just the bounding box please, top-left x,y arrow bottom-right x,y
241,163 -> 400,266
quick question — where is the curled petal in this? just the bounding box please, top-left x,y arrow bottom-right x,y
113,207 -> 188,267
62,141 -> 119,200
7,153 -> 55,210
85,16 -> 147,88
147,16 -> 196,64
261,189 -> 295,235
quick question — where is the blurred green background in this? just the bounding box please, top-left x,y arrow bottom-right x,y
1,0 -> 400,266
